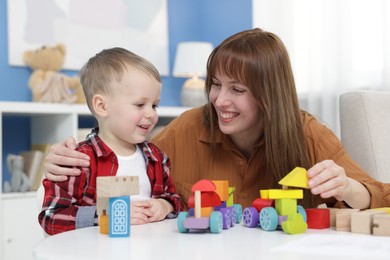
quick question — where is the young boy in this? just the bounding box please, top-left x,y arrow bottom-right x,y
38,48 -> 183,235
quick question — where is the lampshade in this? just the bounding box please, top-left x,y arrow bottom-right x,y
173,42 -> 213,78
173,41 -> 213,107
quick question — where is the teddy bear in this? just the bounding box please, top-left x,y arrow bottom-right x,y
23,43 -> 86,104
3,154 -> 31,192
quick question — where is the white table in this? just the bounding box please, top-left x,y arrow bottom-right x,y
33,219 -> 390,260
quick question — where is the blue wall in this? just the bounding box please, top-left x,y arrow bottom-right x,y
0,0 -> 252,106
0,0 -> 252,183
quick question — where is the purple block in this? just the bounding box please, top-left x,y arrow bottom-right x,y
184,217 -> 210,229
278,215 -> 288,225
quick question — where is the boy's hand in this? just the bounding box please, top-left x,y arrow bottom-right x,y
130,201 -> 151,225
130,199 -> 173,224
145,199 -> 174,223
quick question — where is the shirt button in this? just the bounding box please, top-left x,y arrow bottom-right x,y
239,161 -> 245,166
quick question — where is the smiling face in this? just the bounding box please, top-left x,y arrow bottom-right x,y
209,72 -> 262,144
97,65 -> 161,155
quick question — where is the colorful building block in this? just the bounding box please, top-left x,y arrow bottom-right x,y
306,208 -> 330,229
96,176 -> 139,215
213,180 -> 229,202
373,214 -> 390,236
275,198 -> 297,216
243,167 -> 309,234
227,187 -> 235,207
109,196 -> 130,237
178,179 -> 242,234
278,167 -> 309,188
96,176 -> 139,237
351,209 -> 388,234
268,189 -> 303,199
99,209 -> 109,234
335,208 -> 360,232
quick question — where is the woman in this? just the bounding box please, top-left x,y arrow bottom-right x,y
43,28 -> 390,209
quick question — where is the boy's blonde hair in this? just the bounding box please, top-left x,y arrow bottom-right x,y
80,47 -> 161,113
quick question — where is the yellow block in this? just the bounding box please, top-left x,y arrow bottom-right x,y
268,189 -> 303,199
281,213 -> 307,234
213,180 -> 229,201
260,190 -> 269,199
369,208 -> 390,214
227,187 -> 235,206
278,167 -> 309,189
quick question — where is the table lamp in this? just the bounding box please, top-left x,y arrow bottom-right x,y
173,41 -> 213,107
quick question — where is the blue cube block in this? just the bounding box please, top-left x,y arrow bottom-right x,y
109,196 -> 130,237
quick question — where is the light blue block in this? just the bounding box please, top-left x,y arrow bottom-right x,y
109,196 -> 130,237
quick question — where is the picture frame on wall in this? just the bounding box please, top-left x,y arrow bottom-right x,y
7,0 -> 170,75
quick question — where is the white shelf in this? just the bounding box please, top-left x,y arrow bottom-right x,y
0,101 -> 190,117
0,101 -> 190,260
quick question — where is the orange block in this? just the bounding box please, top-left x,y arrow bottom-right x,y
213,180 -> 229,201
201,207 -> 214,217
99,210 -> 109,234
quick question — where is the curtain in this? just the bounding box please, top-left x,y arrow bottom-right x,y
253,0 -> 390,136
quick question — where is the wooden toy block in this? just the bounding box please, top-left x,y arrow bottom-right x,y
268,189 -> 303,199
97,176 -> 139,215
306,208 -> 330,229
281,213 -> 308,234
192,179 -> 216,192
201,207 -> 213,217
194,190 -> 201,218
188,191 -> 221,208
226,187 -> 235,206
351,209 -> 388,234
278,167 -> 309,189
109,196 -> 130,237
260,189 -> 269,199
335,208 -> 360,232
184,217 -> 210,229
212,180 -> 229,202
252,198 -> 274,212
178,179 -> 242,234
328,208 -> 340,227
99,209 -> 109,234
372,207 -> 390,214
373,214 -> 390,236
243,167 -> 309,235
97,176 -> 139,197
275,198 -> 297,216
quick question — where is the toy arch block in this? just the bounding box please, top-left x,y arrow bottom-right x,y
279,167 -> 309,189
192,179 -> 216,192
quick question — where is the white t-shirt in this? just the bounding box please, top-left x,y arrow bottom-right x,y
116,145 -> 151,201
